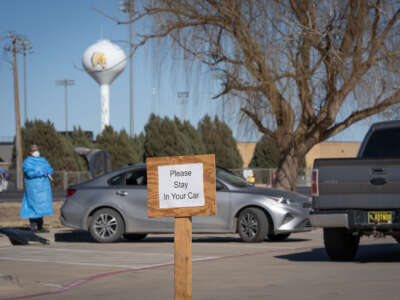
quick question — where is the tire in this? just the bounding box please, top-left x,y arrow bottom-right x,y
123,233 -> 147,241
89,208 -> 125,243
323,228 -> 359,260
238,207 -> 268,243
267,233 -> 290,241
392,233 -> 400,243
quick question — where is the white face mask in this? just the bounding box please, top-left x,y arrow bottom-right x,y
32,151 -> 40,158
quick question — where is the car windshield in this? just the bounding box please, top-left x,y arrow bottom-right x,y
216,168 -> 250,187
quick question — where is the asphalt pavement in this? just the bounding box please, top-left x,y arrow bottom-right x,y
1,228 -> 400,300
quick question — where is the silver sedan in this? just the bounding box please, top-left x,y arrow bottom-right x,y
60,165 -> 311,243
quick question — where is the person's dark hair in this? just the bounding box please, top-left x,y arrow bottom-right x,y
29,144 -> 39,153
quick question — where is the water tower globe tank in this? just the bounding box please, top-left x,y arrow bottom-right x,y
82,40 -> 127,130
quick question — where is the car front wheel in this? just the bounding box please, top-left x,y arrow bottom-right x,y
238,208 -> 268,243
89,208 -> 124,243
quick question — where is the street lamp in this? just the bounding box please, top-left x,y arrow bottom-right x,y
177,91 -> 189,120
56,79 -> 75,133
120,0 -> 135,137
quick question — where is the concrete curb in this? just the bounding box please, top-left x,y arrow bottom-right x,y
0,233 -> 12,247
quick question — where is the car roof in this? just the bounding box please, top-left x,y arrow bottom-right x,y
73,163 -> 230,188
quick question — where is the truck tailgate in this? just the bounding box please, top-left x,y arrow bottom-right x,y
313,158 -> 400,209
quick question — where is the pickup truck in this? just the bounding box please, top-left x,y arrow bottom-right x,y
310,120 -> 400,260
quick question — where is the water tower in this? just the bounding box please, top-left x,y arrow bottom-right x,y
82,40 -> 127,130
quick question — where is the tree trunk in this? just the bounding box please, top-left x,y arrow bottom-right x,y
275,148 -> 300,191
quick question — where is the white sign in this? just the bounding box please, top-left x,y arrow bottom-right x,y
243,169 -> 253,179
158,163 -> 205,208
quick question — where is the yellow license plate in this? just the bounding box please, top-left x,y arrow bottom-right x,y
368,211 -> 392,224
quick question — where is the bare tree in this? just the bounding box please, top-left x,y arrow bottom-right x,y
105,0 -> 400,190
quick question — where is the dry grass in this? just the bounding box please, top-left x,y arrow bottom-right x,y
0,202 -> 64,229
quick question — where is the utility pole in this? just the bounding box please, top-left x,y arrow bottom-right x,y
4,33 -> 24,189
19,38 -> 33,124
56,79 -> 75,133
120,0 -> 135,137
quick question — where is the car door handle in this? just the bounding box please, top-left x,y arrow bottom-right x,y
371,167 -> 386,175
116,190 -> 128,196
370,177 -> 387,185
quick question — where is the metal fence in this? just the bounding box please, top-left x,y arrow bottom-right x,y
1,170 -> 91,191
231,168 -> 312,187
0,168 -> 312,192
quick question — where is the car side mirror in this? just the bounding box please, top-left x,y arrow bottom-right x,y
216,181 -> 224,191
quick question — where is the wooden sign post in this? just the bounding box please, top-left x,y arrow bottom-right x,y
147,154 -> 216,300
174,217 -> 192,299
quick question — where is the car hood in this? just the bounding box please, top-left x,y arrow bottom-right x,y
232,186 -> 310,204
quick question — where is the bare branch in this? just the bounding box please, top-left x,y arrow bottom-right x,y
241,107 -> 274,137
100,0 -> 400,190
323,89 -> 400,140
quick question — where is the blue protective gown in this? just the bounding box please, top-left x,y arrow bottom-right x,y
20,156 -> 54,219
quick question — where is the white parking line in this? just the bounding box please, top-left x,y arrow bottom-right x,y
0,247 -> 217,269
0,256 -> 170,269
0,246 -> 174,256
197,243 -> 301,250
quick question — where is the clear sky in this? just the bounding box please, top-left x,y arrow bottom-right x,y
0,0 -> 369,143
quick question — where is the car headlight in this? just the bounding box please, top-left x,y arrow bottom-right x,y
270,196 -> 293,205
269,196 -> 307,209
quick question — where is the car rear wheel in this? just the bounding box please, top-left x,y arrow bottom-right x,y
238,208 -> 268,243
89,208 -> 124,243
391,232 -> 400,243
267,233 -> 290,241
123,233 -> 147,241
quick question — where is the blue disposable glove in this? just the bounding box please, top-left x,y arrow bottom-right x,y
43,172 -> 48,177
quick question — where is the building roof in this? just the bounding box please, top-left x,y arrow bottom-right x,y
0,142 -> 13,163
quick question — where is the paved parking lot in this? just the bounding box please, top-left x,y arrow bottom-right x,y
1,229 -> 400,300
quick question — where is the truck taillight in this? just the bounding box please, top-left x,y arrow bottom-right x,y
66,188 -> 76,197
311,169 -> 319,196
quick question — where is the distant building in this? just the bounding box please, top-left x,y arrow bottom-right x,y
305,141 -> 360,169
236,141 -> 361,170
0,142 -> 13,170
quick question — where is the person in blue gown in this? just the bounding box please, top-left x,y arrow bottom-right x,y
20,144 -> 54,233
